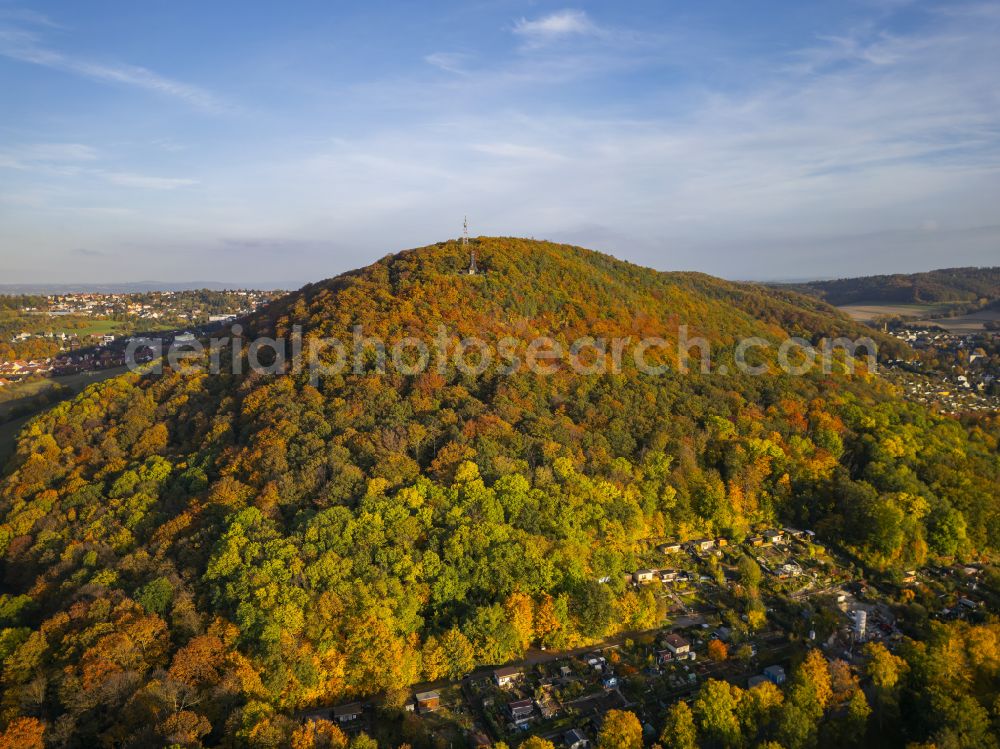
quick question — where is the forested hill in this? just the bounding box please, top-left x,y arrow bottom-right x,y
784,266 -> 1000,306
0,238 -> 995,746
252,237 -> 904,356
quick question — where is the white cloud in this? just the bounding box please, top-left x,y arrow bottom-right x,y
0,28 -> 228,112
19,143 -> 99,162
512,9 -> 596,41
0,142 -> 99,173
424,51 -> 471,74
472,142 -> 566,161
100,172 -> 199,190
0,144 -> 198,190
0,8 -> 62,29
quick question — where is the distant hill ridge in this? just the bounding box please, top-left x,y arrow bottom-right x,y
783,266 -> 1000,306
0,281 -> 237,295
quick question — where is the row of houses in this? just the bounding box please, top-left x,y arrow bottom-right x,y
0,358 -> 53,377
632,568 -> 708,585
653,528 -> 815,556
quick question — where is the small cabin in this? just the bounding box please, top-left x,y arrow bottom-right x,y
332,702 -> 363,723
415,691 -> 440,714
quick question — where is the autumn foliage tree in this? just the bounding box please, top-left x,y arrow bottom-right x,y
707,639 -> 729,662
599,710 -> 643,749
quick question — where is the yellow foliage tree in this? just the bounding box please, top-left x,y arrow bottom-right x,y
505,592 -> 535,651
599,710 -> 643,749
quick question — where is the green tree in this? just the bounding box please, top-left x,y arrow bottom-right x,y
660,701 -> 698,749
349,733 -> 379,749
440,628 -> 476,679
695,679 -> 744,748
135,577 -> 174,615
572,580 -> 615,639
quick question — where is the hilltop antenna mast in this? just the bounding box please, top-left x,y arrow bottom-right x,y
465,216 -> 477,274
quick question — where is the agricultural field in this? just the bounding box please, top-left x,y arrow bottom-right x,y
838,302 -> 1000,332
837,302 -> 949,324
912,307 -> 1000,333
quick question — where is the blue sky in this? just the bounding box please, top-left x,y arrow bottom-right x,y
1,0 -> 998,287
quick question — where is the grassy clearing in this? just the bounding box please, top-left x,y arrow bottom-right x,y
50,319 -> 125,336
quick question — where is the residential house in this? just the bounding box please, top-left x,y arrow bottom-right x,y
691,538 -> 715,552
658,542 -> 682,554
664,634 -> 691,656
508,698 -> 534,723
633,569 -> 657,584
660,569 -> 681,583
763,529 -> 784,545
494,666 -> 522,688
656,649 -> 674,665
746,536 -> 765,547
332,702 -> 363,723
415,691 -> 440,714
565,729 -> 590,749
763,665 -> 786,685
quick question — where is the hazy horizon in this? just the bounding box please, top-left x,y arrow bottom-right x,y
2,1 -> 999,285
0,246 -> 997,294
